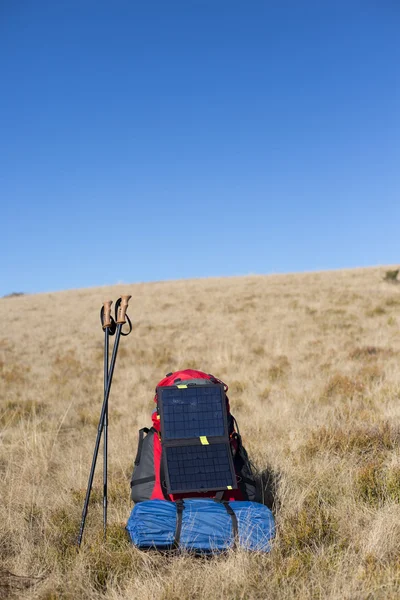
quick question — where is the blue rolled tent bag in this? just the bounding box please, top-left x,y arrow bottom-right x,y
126,498 -> 275,553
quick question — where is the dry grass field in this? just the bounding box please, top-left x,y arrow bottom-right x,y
1,266 -> 400,599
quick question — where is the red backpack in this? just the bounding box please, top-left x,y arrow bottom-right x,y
130,369 -> 258,503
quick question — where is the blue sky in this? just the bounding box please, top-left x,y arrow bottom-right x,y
1,1 -> 399,295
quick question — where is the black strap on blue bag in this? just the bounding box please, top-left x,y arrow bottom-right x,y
222,501 -> 238,548
173,500 -> 184,549
213,494 -> 239,548
214,494 -> 239,548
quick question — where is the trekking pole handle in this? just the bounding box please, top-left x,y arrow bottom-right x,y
116,295 -> 131,324
102,301 -> 113,329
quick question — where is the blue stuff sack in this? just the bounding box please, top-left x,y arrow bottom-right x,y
126,499 -> 275,553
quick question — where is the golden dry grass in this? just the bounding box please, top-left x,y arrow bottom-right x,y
1,266 -> 400,599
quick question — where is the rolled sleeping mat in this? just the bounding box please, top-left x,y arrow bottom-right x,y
126,499 -> 275,553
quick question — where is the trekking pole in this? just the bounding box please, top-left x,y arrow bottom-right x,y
77,295 -> 132,548
102,300 -> 114,541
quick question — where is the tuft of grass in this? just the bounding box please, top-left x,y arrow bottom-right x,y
71,477 -> 129,508
116,346 -> 129,360
0,359 -> 30,387
357,364 -> 384,384
71,487 -> 103,506
47,507 -> 80,564
152,346 -> 176,369
0,568 -> 41,596
302,422 -> 397,458
386,467 -> 400,503
2,291 -> 25,297
356,463 -> 400,506
383,269 -> 399,282
356,461 -> 385,506
51,350 -> 85,389
0,530 -> 20,561
366,306 -> 386,317
280,493 -> 340,553
322,373 -> 365,400
268,356 -> 290,381
77,409 -> 101,428
349,346 -> 394,360
83,536 -> 136,593
232,397 -> 245,411
92,523 -> 131,551
0,399 -> 47,426
252,345 -> 266,357
385,296 -> 400,307
77,407 -> 122,428
259,386 -> 271,401
229,380 -> 246,394
52,350 -> 82,376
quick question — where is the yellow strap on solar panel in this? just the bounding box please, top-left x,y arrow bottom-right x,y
176,385 -> 188,389
200,436 -> 209,445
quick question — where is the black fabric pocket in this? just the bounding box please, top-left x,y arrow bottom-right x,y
130,427 -> 156,502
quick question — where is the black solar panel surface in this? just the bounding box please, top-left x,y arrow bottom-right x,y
160,385 -> 225,440
165,444 -> 236,492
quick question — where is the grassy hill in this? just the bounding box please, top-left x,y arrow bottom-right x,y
1,266 -> 400,599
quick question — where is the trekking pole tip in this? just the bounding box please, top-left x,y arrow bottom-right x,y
102,300 -> 113,329
116,295 -> 132,324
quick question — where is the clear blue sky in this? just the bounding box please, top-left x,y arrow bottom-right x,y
1,1 -> 399,295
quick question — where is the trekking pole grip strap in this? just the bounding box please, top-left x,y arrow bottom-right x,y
116,295 -> 131,324
102,300 -> 113,329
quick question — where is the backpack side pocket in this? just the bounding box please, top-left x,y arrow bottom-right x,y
232,433 -> 260,503
131,427 -> 156,502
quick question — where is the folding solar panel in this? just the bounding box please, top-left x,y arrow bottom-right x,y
157,384 -> 237,494
164,444 -> 235,493
160,384 -> 227,440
